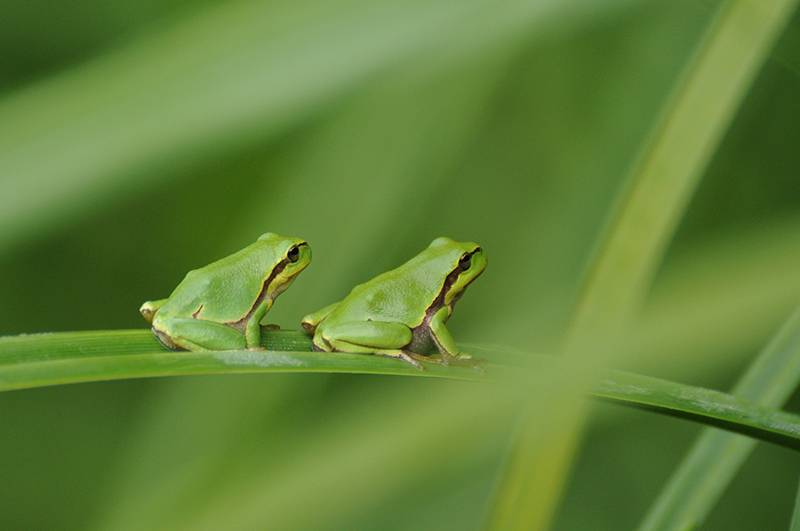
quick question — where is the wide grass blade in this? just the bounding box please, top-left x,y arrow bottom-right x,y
3,331 -> 800,451
637,302 -> 800,531
0,330 -> 487,390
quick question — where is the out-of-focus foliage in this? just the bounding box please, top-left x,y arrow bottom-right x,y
0,0 -> 799,529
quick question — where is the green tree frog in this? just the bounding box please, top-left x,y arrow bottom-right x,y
140,233 -> 311,351
301,237 -> 487,370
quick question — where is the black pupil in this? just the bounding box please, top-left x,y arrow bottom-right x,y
459,254 -> 471,270
288,246 -> 299,263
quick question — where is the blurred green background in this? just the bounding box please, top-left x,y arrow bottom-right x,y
1,0 -> 799,529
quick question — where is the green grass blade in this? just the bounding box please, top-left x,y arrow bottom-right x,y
637,302 -> 800,531
567,0 -> 800,347
591,368 -> 800,452
0,330 -> 489,390
483,0 -> 798,527
4,331 -> 800,452
792,475 -> 800,531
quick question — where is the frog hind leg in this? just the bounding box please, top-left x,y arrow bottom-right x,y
317,320 -> 424,370
332,343 -> 426,371
301,302 -> 341,336
152,318 -> 247,351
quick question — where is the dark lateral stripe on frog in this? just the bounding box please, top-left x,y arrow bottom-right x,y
420,247 -> 483,323
223,242 -> 309,333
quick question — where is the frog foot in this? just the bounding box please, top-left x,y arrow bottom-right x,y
400,351 -> 426,371
444,353 -> 488,373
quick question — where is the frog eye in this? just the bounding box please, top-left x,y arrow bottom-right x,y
287,245 -> 300,263
458,253 -> 471,271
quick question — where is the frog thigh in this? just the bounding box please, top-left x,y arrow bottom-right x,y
321,320 -> 413,350
154,317 -> 247,351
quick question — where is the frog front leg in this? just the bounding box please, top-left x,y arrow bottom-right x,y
152,317 -> 247,351
314,321 -> 425,370
428,307 -> 483,370
245,299 -> 273,349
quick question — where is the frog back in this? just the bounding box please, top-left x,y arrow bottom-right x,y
331,258 -> 449,327
159,245 -> 278,322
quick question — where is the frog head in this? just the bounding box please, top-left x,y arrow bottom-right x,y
259,233 -> 312,299
428,237 -> 487,306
